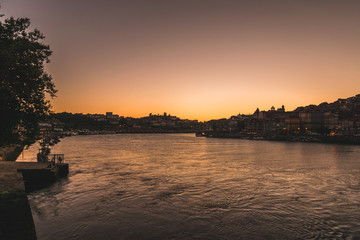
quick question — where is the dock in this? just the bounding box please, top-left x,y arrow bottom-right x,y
0,161 -> 69,239
20,163 -> 69,191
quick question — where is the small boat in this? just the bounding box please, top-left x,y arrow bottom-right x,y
196,132 -> 206,137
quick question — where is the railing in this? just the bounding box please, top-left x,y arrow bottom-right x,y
49,154 -> 65,164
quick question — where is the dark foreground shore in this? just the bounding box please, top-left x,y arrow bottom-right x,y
0,162 -> 37,240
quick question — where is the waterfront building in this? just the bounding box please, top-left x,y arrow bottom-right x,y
285,116 -> 301,132
299,112 -> 324,132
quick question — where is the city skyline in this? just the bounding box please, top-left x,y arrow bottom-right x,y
57,92 -> 360,123
2,0 -> 360,121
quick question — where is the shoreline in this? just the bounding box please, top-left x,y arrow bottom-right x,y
0,162 -> 37,240
199,133 -> 360,145
52,131 -> 360,146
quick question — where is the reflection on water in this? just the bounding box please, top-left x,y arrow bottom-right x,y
21,134 -> 360,239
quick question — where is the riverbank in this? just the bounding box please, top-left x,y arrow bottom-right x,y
0,162 -> 37,240
200,132 -> 360,145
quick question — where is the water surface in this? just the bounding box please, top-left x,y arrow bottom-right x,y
20,134 -> 360,239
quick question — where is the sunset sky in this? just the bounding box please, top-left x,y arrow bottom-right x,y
1,0 -> 360,121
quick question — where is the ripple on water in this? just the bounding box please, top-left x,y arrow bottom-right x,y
23,134 -> 360,240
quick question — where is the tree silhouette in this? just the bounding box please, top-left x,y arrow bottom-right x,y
0,14 -> 56,147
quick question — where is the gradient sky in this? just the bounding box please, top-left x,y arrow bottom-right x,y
1,0 -> 360,121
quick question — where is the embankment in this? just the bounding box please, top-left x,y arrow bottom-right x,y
0,162 -> 37,240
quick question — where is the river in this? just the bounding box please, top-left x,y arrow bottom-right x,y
19,134 -> 360,239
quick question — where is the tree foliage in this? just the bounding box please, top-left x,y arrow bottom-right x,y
0,14 -> 56,146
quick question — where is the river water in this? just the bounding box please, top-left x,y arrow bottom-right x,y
19,134 -> 360,239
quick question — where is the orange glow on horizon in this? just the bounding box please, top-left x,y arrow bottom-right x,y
3,0 -> 360,121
